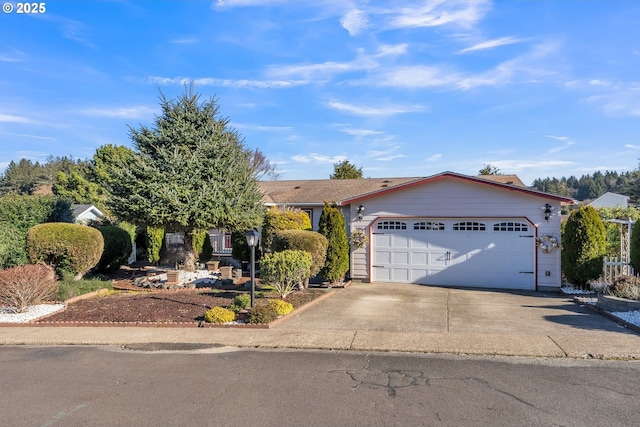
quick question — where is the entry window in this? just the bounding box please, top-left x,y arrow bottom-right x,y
493,222 -> 528,232
453,221 -> 486,231
414,221 -> 445,230
377,221 -> 407,230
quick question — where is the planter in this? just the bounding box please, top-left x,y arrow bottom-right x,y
206,261 -> 220,271
596,293 -> 640,312
219,266 -> 233,280
166,271 -> 180,285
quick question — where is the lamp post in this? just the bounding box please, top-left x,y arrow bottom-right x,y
245,229 -> 260,308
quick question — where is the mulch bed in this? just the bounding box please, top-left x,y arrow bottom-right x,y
37,288 -> 328,325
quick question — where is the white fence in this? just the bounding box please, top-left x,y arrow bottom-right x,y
600,256 -> 634,284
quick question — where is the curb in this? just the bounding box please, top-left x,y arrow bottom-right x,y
573,296 -> 640,334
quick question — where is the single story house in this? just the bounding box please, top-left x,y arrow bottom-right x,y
587,192 -> 629,208
72,204 -> 105,225
259,171 -> 573,292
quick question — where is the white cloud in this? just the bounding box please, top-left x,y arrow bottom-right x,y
81,106 -> 156,119
0,114 -> 31,123
545,135 -> 569,141
457,36 -> 524,54
426,153 -> 443,162
267,44 -> 407,80
16,150 -> 49,160
490,159 -> 575,171
327,100 -> 427,116
589,79 -> 611,86
376,65 -> 460,88
291,153 -> 346,164
367,145 -> 405,161
170,37 -> 199,44
386,0 -> 492,30
338,128 -> 384,137
0,49 -> 26,62
583,88 -> 640,117
147,76 -> 309,88
341,9 -> 369,36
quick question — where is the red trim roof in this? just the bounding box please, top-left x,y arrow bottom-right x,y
338,171 -> 574,205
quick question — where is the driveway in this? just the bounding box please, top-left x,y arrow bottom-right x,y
279,281 -> 629,335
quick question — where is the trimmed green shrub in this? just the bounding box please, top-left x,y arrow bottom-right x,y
269,299 -> 294,316
247,301 -> 278,324
146,226 -> 165,264
0,221 -> 28,268
630,220 -> 640,275
260,249 -> 312,298
95,225 -> 132,273
204,306 -> 236,323
26,223 -> 104,280
272,229 -> 328,280
0,195 -> 73,269
262,206 -> 312,252
318,202 -> 350,283
0,264 -> 58,313
233,293 -> 251,309
199,232 -> 214,262
561,205 -> 607,288
606,275 -> 640,301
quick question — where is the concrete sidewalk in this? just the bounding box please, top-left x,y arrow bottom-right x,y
1,282 -> 640,359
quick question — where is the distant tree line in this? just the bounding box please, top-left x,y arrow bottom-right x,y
531,170 -> 640,203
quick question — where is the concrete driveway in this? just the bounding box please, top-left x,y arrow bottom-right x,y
275,281 -> 640,358
279,281 -> 629,335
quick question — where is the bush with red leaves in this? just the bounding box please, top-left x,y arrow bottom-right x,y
0,264 -> 58,313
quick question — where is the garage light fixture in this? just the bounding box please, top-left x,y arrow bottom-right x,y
542,203 -> 554,222
357,205 -> 365,220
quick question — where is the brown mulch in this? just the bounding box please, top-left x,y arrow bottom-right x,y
37,288 -> 328,324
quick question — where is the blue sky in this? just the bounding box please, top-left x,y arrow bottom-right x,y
1,0 -> 640,186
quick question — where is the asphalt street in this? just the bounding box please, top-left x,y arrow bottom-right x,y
1,346 -> 639,427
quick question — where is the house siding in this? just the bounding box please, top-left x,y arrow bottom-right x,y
348,178 -> 563,289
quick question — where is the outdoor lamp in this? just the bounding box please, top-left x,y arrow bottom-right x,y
245,229 -> 260,307
542,203 -> 554,222
357,205 -> 365,220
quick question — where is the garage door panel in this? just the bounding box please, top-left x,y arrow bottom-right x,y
392,251 -> 409,264
372,218 -> 535,290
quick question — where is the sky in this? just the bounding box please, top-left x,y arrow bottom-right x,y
1,0 -> 640,186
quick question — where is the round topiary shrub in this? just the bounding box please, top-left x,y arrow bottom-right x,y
272,229 -> 328,280
96,225 -> 133,273
26,222 -> 104,280
269,299 -> 294,316
204,306 -> 236,323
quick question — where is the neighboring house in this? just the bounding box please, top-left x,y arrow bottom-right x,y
72,204 -> 104,224
258,172 -> 573,291
587,192 -> 629,208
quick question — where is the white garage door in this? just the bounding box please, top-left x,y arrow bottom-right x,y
371,218 -> 535,290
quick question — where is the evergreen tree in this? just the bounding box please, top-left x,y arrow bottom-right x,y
103,85 -> 264,270
330,160 -> 363,179
561,205 -> 607,288
318,202 -> 349,283
630,220 -> 640,275
478,164 -> 500,175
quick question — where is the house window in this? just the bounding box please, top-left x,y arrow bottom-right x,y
453,221 -> 486,231
377,220 -> 407,230
414,221 -> 445,230
493,222 -> 529,232
301,209 -> 313,228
